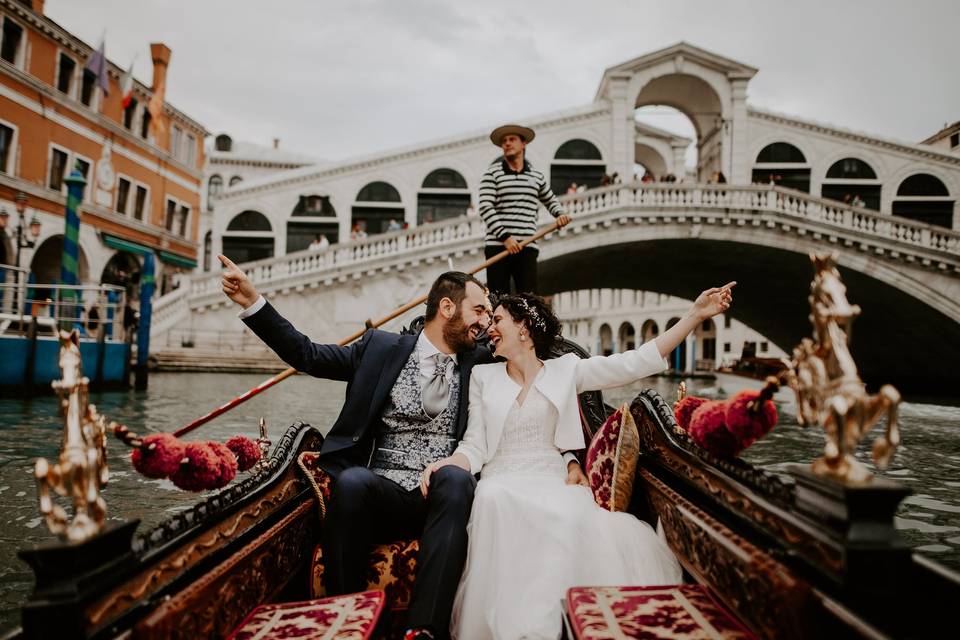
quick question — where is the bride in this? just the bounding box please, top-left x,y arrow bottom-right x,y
420,283 -> 735,640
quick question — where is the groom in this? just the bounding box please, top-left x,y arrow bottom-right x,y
219,255 -> 492,640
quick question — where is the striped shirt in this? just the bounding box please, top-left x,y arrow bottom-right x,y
478,159 -> 565,248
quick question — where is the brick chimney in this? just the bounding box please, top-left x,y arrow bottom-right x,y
150,43 -> 171,93
31,0 -> 45,14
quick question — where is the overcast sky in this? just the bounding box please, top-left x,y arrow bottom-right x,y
45,0 -> 960,162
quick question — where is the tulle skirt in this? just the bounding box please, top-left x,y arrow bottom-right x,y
450,471 -> 682,640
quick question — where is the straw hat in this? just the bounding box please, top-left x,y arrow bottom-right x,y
489,124 -> 535,147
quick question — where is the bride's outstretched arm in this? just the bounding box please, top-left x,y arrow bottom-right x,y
574,282 -> 735,393
654,282 -> 735,358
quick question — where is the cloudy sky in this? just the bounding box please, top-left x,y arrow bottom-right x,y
45,0 -> 960,162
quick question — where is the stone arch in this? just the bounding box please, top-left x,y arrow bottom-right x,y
751,139 -> 812,193
665,316 -> 686,370
29,234 -> 91,284
288,194 -> 339,251
695,317 -> 717,370
634,141 -> 671,179
617,321 -> 636,352
207,174 -> 223,211
892,172 -> 955,228
551,138 -> 607,194
353,180 -> 404,236
599,323 -> 613,356
222,210 -> 274,264
640,319 -> 659,343
100,250 -> 142,299
817,156 -> 883,211
418,168 -> 471,224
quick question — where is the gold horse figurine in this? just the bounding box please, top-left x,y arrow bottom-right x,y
784,253 -> 901,483
34,330 -> 110,542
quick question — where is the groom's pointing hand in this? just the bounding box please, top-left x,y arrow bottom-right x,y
219,254 -> 259,309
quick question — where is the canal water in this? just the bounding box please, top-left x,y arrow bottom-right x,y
1,372 -> 958,631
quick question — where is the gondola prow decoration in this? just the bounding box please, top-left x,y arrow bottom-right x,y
783,253 -> 901,483
34,330 -> 110,542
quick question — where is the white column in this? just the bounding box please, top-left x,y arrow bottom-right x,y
685,332 -> 696,373
608,76 -> 634,181
728,78 -> 751,184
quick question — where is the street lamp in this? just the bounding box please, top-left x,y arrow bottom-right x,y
5,191 -> 42,270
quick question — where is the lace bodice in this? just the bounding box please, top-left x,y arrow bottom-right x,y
481,385 -> 566,479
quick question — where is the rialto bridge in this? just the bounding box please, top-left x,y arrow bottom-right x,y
157,182 -> 960,395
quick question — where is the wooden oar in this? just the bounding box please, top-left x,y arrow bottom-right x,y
173,221 -> 563,437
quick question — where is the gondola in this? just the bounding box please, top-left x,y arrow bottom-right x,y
11,255 -> 960,639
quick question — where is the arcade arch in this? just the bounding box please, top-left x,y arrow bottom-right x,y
640,319 -> 659,343
599,323 -> 613,356
821,157 -> 880,210
752,142 -> 811,193
29,234 -> 90,283
100,250 -> 141,298
664,316 -> 686,371
287,195 -> 339,252
617,321 -> 636,352
222,210 -> 274,263
551,139 -> 606,194
418,168 -> 470,225
634,106 -> 696,180
352,181 -> 404,236
892,173 -> 954,228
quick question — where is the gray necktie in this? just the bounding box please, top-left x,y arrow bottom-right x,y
423,353 -> 452,418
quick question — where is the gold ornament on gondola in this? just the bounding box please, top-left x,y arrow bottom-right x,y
34,330 -> 110,542
783,253 -> 901,483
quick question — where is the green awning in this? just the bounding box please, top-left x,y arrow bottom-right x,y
102,233 -> 153,256
159,250 -> 198,269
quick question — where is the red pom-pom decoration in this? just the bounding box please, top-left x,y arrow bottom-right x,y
674,395 -> 709,431
226,435 -> 261,472
725,390 -> 778,443
207,441 -> 238,489
132,433 -> 186,479
170,442 -> 223,492
688,401 -> 742,458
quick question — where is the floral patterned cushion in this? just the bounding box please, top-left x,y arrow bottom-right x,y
311,539 -> 420,611
584,404 -> 640,512
227,590 -> 385,640
566,585 -> 755,639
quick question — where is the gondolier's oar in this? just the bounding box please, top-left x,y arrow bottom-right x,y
173,221 -> 564,437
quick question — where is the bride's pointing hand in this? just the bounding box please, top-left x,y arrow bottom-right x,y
691,281 -> 736,321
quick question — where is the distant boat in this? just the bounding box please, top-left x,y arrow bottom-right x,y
714,356 -> 795,404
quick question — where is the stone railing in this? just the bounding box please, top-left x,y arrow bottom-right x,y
149,286 -> 190,338
180,182 -> 959,313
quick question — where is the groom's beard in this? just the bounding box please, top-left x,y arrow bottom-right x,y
443,307 -> 476,353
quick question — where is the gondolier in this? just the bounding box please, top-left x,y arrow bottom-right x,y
479,124 -> 571,294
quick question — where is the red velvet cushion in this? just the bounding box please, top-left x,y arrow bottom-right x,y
584,405 -> 640,512
566,585 -> 756,639
228,590 -> 385,640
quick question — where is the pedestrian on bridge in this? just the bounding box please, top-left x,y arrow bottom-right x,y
479,124 -> 571,295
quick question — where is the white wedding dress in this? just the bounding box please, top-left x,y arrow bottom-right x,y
450,378 -> 682,640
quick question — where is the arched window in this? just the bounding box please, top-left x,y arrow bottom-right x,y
598,323 -> 613,356
418,168 -> 470,224
203,230 -> 212,271
892,173 -> 954,228
821,158 -> 881,210
617,322 -> 636,352
551,139 -> 606,195
352,181 -> 404,236
226,210 -> 271,231
214,134 -> 233,152
207,174 -> 223,211
696,318 -> 717,370
222,210 -> 274,263
640,319 -> 659,344
752,142 -> 810,193
229,175 -> 243,186
287,195 -> 339,252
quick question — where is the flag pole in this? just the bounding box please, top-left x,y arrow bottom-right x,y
173,222 -> 562,437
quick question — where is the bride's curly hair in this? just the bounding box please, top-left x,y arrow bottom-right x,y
493,293 -> 562,359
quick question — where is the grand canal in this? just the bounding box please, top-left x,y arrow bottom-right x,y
1,372 -> 959,632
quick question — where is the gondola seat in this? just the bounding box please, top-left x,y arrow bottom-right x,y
227,589 -> 386,640
564,585 -> 756,639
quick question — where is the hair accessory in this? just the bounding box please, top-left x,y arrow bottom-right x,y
514,297 -> 547,332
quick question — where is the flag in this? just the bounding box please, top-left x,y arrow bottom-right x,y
85,39 -> 109,95
120,61 -> 134,108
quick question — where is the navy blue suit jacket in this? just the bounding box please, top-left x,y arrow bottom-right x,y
243,301 -> 490,474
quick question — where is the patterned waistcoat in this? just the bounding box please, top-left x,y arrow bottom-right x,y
369,349 -> 461,491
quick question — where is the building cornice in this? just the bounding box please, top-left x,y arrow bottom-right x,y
0,0 -> 208,136
207,156 -> 315,170
748,108 -> 960,168
220,103 -> 611,201
0,62 -> 204,181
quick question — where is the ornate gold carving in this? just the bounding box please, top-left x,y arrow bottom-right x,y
86,478 -> 303,625
132,500 -> 317,639
783,253 -> 901,483
256,417 -> 272,473
34,330 -> 110,542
